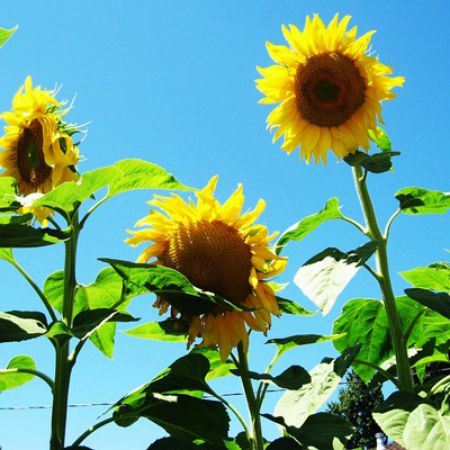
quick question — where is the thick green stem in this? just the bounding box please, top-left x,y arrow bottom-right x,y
352,166 -> 413,391
50,213 -> 79,450
237,343 -> 264,450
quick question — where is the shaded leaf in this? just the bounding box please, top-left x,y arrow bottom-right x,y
191,347 -> 235,380
265,437 -> 302,450
101,258 -> 247,314
401,263 -> 450,292
266,333 -> 347,358
344,150 -> 400,173
0,355 -> 35,392
405,288 -> 450,320
0,224 -> 66,247
0,311 -> 47,342
396,187 -> 450,215
294,242 -> 377,315
273,347 -> 358,428
232,365 -> 310,390
276,198 -> 342,255
45,322 -> 73,346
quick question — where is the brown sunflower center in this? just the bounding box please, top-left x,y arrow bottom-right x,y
295,52 -> 366,127
160,220 -> 253,303
17,119 -> 51,188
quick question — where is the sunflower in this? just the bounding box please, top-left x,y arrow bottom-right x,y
0,76 -> 79,222
126,177 -> 287,360
256,14 -> 405,164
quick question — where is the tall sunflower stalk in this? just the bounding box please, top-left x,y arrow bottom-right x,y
257,13 -> 414,391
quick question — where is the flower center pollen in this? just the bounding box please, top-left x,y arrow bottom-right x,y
295,53 -> 366,127
160,220 -> 253,304
17,119 -> 51,188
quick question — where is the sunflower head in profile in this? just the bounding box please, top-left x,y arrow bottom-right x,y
126,177 -> 287,360
0,76 -> 80,222
256,14 -> 405,164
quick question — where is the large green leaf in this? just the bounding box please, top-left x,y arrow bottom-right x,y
146,437 -> 238,450
0,25 -> 17,47
108,159 -> 193,196
277,297 -> 316,316
373,391 -> 450,450
263,413 -> 353,450
273,347 -> 358,428
101,258 -> 247,314
0,224 -> 66,247
265,437 -> 302,450
333,297 -> 428,382
276,198 -> 342,255
396,187 -> 450,215
113,393 -> 230,445
344,150 -> 400,173
0,355 -> 35,392
125,320 -> 188,342
405,288 -> 450,320
266,333 -> 347,358
0,311 -> 47,342
190,347 -> 235,381
401,263 -> 450,292
232,365 -> 310,390
43,270 -> 64,312
33,159 -> 193,215
294,242 -> 377,315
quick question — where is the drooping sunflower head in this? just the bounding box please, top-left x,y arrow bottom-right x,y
256,14 -> 405,164
126,177 -> 287,360
0,76 -> 80,222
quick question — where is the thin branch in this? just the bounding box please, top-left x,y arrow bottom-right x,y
79,195 -> 109,229
0,367 -> 54,391
71,417 -> 115,446
384,208 -> 401,240
362,262 -> 382,282
354,359 -> 400,388
339,215 -> 368,235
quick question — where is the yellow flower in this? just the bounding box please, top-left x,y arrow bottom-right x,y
126,177 -> 287,360
0,76 -> 80,222
256,14 -> 405,164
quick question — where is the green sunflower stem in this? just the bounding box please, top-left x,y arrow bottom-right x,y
352,166 -> 413,392
50,212 -> 79,450
237,342 -> 264,450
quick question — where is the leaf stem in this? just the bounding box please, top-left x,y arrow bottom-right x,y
0,367 -> 54,391
10,259 -> 58,323
236,343 -> 264,450
384,208 -> 401,240
340,215 -> 368,235
79,195 -> 109,230
354,359 -> 400,388
256,349 -> 280,410
352,166 -> 413,391
71,417 -> 115,447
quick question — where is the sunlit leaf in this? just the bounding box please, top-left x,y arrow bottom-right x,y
374,391 -> 450,450
0,25 -> 17,47
294,242 -> 377,315
125,320 -> 188,342
396,187 -> 450,215
276,198 -> 342,255
43,270 -> 64,312
0,224 -> 67,247
0,355 -> 35,392
232,365 -> 310,390
45,321 -> 73,346
266,333 -> 347,357
191,347 -> 234,380
0,247 -> 14,263
0,311 -> 47,342
344,150 -> 400,173
401,263 -> 450,292
101,258 -> 247,314
273,347 -> 358,428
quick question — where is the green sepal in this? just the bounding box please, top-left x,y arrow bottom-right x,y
231,365 -> 310,390
0,355 -> 36,392
0,311 -> 47,342
344,150 -> 400,173
369,127 -> 392,152
396,187 -> 450,215
101,258 -> 249,314
276,198 -> 342,255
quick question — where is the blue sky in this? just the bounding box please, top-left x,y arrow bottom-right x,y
0,1 -> 449,448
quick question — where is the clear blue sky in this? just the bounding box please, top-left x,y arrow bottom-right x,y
0,1 -> 448,448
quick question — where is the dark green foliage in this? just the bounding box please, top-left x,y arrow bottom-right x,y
327,370 -> 383,449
